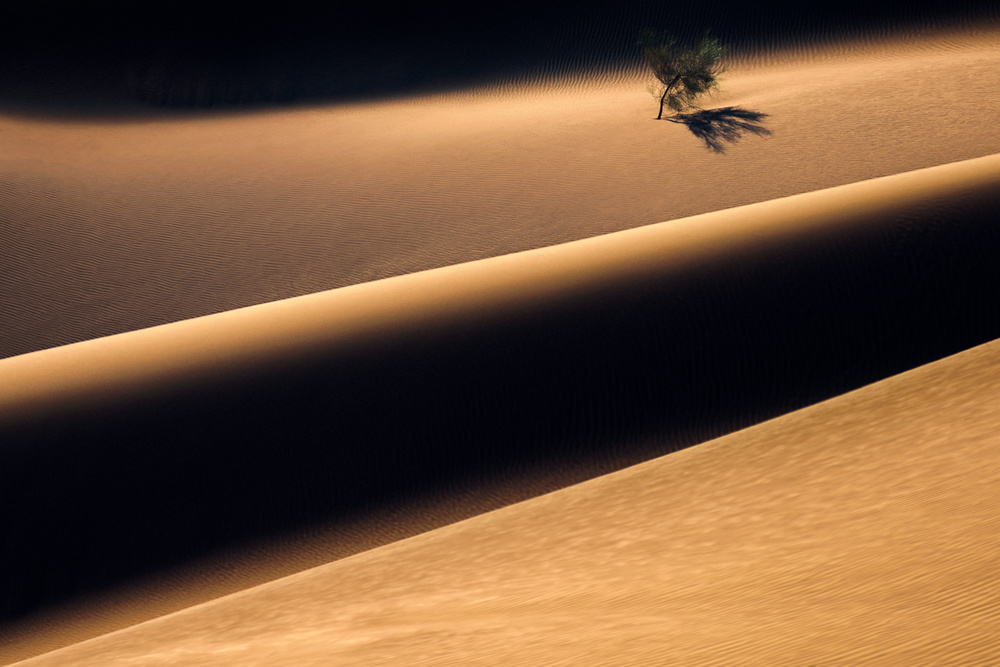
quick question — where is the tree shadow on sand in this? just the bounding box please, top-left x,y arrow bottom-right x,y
666,107 -> 772,154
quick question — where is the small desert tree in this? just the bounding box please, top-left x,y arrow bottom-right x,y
639,29 -> 725,120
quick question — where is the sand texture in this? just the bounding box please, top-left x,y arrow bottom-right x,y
3,20 -> 1000,665
3,151 -> 1000,662
2,28 -> 1000,360
13,329 -> 1000,666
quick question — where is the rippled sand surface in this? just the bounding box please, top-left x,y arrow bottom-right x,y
15,335 -> 1000,666
3,24 -> 1000,666
2,27 -> 999,359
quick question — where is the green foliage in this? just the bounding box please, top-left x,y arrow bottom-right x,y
638,29 -> 726,119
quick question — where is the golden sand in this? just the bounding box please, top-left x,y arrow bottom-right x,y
14,327 -> 1000,666
3,25 -> 1000,665
2,27 -> 999,359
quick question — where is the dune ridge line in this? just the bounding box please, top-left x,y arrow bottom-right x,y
13,311 -> 1000,665
2,150 -> 1000,651
2,152 -> 1000,423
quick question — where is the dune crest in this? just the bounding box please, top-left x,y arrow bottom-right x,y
2,26 -> 999,360
4,153 -> 1000,419
4,24 -> 1000,664
2,152 -> 1000,663
15,324 -> 1000,666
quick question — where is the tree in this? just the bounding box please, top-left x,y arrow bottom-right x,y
638,29 -> 725,120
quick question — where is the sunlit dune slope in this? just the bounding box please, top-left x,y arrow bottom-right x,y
16,330 -> 1000,665
2,27 -> 999,359
2,152 -> 1000,662
3,23 -> 1000,663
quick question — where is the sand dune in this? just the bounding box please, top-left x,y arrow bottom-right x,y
14,324 -> 1000,665
3,23 -> 1000,664
2,27 -> 999,360
4,152 -> 1000,422
3,150 -> 1000,662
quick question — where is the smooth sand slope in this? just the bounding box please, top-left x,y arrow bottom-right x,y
2,150 -> 1000,663
15,331 -> 1000,665
2,26 -> 1000,359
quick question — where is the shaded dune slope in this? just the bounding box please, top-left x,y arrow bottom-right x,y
3,27 -> 1000,361
21,331 -> 1000,666
2,154 -> 1000,656
1,0 -> 997,111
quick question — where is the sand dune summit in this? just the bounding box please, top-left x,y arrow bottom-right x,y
3,151 -> 1000,663
13,311 -> 1000,666
2,26 -> 999,360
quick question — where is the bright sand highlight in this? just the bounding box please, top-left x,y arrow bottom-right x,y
3,152 -> 1000,421
3,24 -> 1000,665
3,150 -> 1000,664
13,323 -> 1000,666
2,27 -> 1000,359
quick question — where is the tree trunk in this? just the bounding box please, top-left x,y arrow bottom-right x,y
657,74 -> 682,120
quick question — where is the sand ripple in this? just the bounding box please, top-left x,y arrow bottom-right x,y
2,27 -> 1000,360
